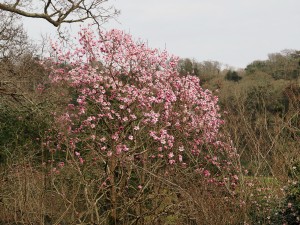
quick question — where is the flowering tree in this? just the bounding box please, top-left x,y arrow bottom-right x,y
45,28 -> 240,224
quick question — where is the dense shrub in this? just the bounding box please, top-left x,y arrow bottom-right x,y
271,164 -> 300,224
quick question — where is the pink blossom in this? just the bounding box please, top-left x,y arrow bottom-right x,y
79,157 -> 84,164
169,159 -> 175,165
179,146 -> 184,152
168,152 -> 174,159
128,135 -> 134,140
178,154 -> 183,162
112,133 -> 119,140
203,170 -> 211,177
157,154 -> 164,158
116,145 -> 122,154
123,145 -> 129,152
232,174 -> 239,181
130,114 -> 137,120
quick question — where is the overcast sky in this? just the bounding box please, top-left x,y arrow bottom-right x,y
23,0 -> 300,69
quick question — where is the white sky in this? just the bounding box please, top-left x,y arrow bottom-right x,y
23,0 -> 300,68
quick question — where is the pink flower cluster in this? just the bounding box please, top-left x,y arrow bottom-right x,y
46,28 -> 239,187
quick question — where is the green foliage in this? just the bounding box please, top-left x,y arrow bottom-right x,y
246,178 -> 282,224
0,106 -> 51,164
225,70 -> 242,82
271,167 -> 300,224
245,60 -> 269,74
178,58 -> 194,75
220,72 -> 289,118
245,50 -> 300,80
178,58 -> 221,84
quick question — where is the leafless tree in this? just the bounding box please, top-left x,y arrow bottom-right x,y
0,0 -> 119,28
0,11 -> 30,59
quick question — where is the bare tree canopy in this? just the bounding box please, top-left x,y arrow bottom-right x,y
0,0 -> 119,27
0,11 -> 31,59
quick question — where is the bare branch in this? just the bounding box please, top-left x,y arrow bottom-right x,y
44,0 -> 51,14
0,1 -> 119,27
13,0 -> 21,8
0,11 -> 31,59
